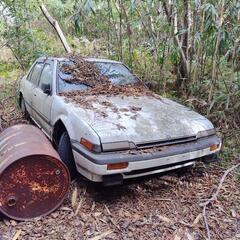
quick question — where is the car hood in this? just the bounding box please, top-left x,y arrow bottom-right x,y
66,95 -> 213,144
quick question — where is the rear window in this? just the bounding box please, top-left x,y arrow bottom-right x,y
38,63 -> 53,91
28,62 -> 44,86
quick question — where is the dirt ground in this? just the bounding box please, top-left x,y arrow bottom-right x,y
0,82 -> 240,240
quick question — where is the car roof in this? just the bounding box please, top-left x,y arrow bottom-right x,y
37,56 -> 121,64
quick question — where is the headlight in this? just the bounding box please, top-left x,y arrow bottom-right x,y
197,129 -> 216,138
80,138 -> 101,153
102,141 -> 136,152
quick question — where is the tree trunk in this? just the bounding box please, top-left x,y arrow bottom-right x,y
121,3 -> 133,65
162,1 -> 190,90
193,5 -> 206,83
118,0 -> 123,61
209,0 -> 225,101
107,0 -> 111,57
175,0 -> 190,89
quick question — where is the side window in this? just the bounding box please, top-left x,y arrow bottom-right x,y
29,62 -> 44,85
38,63 -> 53,92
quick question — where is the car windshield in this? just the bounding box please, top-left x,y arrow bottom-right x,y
58,60 -> 138,92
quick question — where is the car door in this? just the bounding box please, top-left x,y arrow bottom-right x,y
32,60 -> 54,136
23,61 -> 44,116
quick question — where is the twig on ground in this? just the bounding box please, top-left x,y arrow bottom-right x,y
202,161 -> 240,240
12,229 -> 22,240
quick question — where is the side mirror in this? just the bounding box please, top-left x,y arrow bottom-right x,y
42,83 -> 51,95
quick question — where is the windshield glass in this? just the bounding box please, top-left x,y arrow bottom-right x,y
58,60 -> 138,92
95,62 -> 137,85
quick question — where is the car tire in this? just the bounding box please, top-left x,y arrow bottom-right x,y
20,96 -> 29,118
202,153 -> 218,164
58,131 -> 78,180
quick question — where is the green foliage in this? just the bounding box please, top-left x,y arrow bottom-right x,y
219,137 -> 240,173
0,62 -> 21,81
0,19 -> 5,37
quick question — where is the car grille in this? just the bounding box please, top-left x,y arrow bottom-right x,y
136,136 -> 196,149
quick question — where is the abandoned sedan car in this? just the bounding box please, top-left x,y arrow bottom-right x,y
19,56 -> 221,185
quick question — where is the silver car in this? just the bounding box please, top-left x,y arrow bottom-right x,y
19,57 -> 221,185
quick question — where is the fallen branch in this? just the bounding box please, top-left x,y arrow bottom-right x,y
40,3 -> 72,53
202,161 -> 240,240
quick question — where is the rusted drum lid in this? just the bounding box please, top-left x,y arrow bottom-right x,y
0,155 -> 70,221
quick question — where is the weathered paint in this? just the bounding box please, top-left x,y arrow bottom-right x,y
70,95 -> 214,144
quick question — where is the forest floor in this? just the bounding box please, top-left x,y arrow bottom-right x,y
0,79 -> 240,240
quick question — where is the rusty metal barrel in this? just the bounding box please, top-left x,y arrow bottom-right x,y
0,124 -> 70,220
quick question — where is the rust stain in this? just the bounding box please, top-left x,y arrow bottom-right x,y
29,182 -> 59,194
0,124 -> 70,220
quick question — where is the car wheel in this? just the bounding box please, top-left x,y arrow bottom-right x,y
58,131 -> 78,180
202,153 -> 218,164
20,96 -> 29,118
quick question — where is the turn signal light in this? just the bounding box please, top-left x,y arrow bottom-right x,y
107,162 -> 129,170
210,144 -> 218,151
80,138 -> 94,151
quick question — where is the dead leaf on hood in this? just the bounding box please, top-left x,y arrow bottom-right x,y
116,123 -> 126,130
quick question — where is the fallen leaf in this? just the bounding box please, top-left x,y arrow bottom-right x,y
71,187 -> 78,208
10,220 -> 17,227
75,198 -> 83,216
94,212 -> 102,217
173,235 -> 181,240
192,213 -> 202,226
91,201 -> 96,211
231,209 -> 237,218
157,215 -> 173,224
89,230 -> 113,240
104,204 -> 111,215
60,207 -> 72,211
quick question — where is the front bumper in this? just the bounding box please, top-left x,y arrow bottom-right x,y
72,135 -> 221,182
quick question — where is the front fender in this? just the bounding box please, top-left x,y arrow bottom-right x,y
51,96 -> 101,146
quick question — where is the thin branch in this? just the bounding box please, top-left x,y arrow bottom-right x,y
6,44 -> 25,70
202,162 -> 240,240
0,41 -> 8,49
